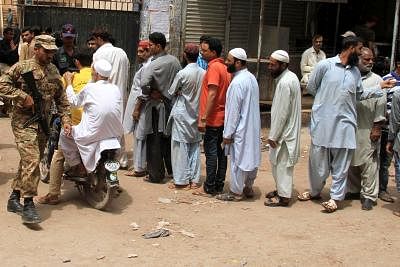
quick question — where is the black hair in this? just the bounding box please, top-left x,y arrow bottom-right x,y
90,28 -> 113,43
3,27 -> 13,35
342,36 -> 362,51
185,50 -> 198,62
199,35 -> 211,43
203,37 -> 222,57
31,25 -> 42,36
74,48 -> 93,67
149,32 -> 166,49
22,27 -> 32,33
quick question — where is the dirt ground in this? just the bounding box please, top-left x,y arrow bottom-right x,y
1,117 -> 400,267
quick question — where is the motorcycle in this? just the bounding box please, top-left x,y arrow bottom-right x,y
64,147 -> 121,210
40,117 -> 121,210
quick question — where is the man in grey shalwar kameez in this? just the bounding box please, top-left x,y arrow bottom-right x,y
298,36 -> 392,213
387,86 -> 400,217
215,48 -> 261,201
133,32 -> 181,183
264,50 -> 301,207
123,40 -> 152,177
167,43 -> 205,189
346,47 -> 386,210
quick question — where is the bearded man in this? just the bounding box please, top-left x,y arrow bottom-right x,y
346,47 -> 387,210
298,36 -> 393,213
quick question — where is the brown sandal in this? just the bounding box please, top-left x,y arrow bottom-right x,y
321,199 -> 338,213
168,183 -> 191,190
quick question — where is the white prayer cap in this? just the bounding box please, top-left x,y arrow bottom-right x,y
229,48 -> 247,61
93,59 -> 112,78
270,50 -> 289,63
341,30 -> 356,38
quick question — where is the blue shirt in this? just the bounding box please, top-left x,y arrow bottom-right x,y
196,53 -> 208,70
307,55 -> 383,149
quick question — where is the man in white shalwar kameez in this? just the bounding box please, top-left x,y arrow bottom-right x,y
298,36 -> 393,213
123,40 -> 152,177
60,59 -> 124,174
215,48 -> 261,201
265,50 -> 301,207
167,43 -> 205,189
91,29 -> 130,167
346,48 -> 386,211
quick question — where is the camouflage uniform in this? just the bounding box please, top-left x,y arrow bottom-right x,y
0,58 -> 71,198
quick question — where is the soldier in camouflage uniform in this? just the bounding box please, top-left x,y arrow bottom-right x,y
0,35 -> 71,224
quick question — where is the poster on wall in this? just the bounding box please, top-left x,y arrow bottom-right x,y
140,0 -> 170,41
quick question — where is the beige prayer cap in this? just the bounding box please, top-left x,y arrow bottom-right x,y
270,50 -> 289,63
229,48 -> 247,61
93,59 -> 112,78
35,35 -> 58,50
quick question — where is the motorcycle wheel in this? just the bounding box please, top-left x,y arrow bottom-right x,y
83,167 -> 116,210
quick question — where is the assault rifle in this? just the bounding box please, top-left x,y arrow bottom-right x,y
21,71 -> 50,136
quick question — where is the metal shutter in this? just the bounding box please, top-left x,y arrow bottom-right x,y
229,0 -> 254,51
184,0 -> 227,45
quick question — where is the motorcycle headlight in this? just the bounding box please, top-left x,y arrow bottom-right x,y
105,161 -> 120,172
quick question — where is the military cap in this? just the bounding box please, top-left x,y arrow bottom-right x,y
35,35 -> 58,50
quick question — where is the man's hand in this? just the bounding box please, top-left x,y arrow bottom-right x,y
380,79 -> 397,89
267,139 -> 278,149
387,142 -> 394,154
10,40 -> 16,51
198,118 -> 206,133
150,90 -> 162,100
63,123 -> 72,137
132,110 -> 140,121
23,95 -> 34,109
223,138 -> 233,145
63,72 -> 74,86
370,125 -> 382,142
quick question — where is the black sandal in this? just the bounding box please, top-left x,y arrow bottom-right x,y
264,196 -> 290,207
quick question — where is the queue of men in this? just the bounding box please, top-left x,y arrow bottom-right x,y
2,25 -> 400,225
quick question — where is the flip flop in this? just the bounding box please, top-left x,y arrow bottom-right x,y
192,188 -> 212,197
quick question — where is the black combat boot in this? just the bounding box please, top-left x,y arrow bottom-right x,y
21,198 -> 41,224
7,190 -> 23,214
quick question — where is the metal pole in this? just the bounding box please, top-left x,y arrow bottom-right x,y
333,3 -> 341,56
277,0 -> 282,31
391,0 -> 400,70
256,0 -> 265,79
305,1 -> 310,38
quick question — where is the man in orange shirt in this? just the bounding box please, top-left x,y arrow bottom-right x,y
194,37 -> 231,196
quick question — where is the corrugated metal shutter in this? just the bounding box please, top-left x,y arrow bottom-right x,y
184,0 -> 227,44
229,0 -> 253,51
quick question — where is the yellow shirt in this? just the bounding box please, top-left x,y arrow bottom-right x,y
63,67 -> 92,125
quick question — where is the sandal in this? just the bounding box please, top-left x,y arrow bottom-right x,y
264,196 -> 289,207
243,187 -> 255,198
125,170 -> 147,177
393,210 -> 400,217
321,199 -> 338,213
190,182 -> 201,190
297,191 -> 321,201
192,187 -> 212,197
265,190 -> 278,199
168,183 -> 191,190
216,192 -> 243,202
